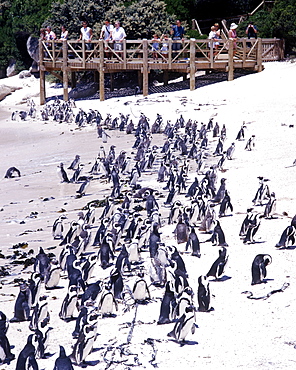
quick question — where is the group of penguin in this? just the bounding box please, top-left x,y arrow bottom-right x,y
2,104 -> 294,369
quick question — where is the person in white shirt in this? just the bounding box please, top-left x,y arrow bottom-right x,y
100,19 -> 114,58
45,26 -> 56,41
78,21 -> 93,50
112,21 -> 126,53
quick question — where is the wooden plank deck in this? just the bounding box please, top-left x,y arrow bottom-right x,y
39,37 -> 283,104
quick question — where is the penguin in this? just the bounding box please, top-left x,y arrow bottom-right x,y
52,215 -> 67,240
57,163 -> 70,183
239,208 -> 255,237
132,272 -> 151,303
81,254 -> 98,283
173,286 -> 194,320
157,281 -> 177,325
0,312 -> 15,364
4,166 -> 21,178
45,258 -> 61,289
76,177 -> 91,198
167,305 -> 196,344
53,345 -> 74,370
98,237 -> 115,269
126,239 -> 141,263
185,177 -> 199,198
109,269 -> 124,299
174,216 -> 188,244
15,334 -> 39,370
10,282 -> 32,322
99,283 -> 118,317
59,285 -> 78,321
275,225 -> 296,248
115,246 -> 131,273
264,192 -> 276,219
251,254 -> 272,285
29,295 -> 50,331
197,275 -> 213,312
73,321 -> 97,365
34,247 -> 50,281
245,135 -> 255,151
252,177 -> 270,206
68,155 -> 80,170
28,272 -> 42,308
186,226 -> 200,257
243,214 -> 264,244
209,220 -> 228,246
164,186 -> 177,206
213,138 -> 223,156
236,124 -> 246,140
226,142 -> 235,160
219,190 -> 233,217
212,178 -> 227,204
170,246 -> 187,276
80,280 -> 102,307
149,223 -> 161,258
207,246 -> 228,280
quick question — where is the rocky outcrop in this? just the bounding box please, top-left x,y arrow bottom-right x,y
6,60 -> 17,77
0,85 -> 22,101
27,36 -> 39,62
18,70 -> 31,79
69,82 -> 98,99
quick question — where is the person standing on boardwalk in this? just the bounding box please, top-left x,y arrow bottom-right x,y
100,19 -> 114,59
78,21 -> 93,50
112,21 -> 126,56
171,20 -> 185,59
228,23 -> 238,54
246,21 -> 258,47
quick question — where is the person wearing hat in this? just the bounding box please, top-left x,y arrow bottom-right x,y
228,23 -> 238,53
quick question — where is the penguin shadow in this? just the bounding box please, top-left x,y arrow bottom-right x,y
80,359 -> 101,368
276,245 -> 296,250
168,339 -> 199,347
45,285 -> 64,290
209,275 -> 232,282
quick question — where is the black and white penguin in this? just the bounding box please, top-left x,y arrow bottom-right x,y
15,334 -> 39,370
173,286 -> 194,320
52,215 -> 67,240
132,272 -> 151,303
207,246 -> 228,280
68,155 -> 80,170
219,190 -> 233,217
34,247 -> 50,281
53,345 -> 74,370
226,142 -> 235,160
264,192 -> 276,219
157,281 -> 176,325
243,213 -> 264,244
57,163 -> 70,183
212,178 -> 227,204
174,216 -> 188,244
99,283 -> 118,317
45,258 -> 61,289
29,295 -> 50,331
4,166 -> 21,178
98,236 -> 115,270
251,254 -> 272,285
239,208 -> 255,237
245,135 -> 255,151
59,285 -> 78,321
76,177 -> 91,198
28,272 -> 42,308
149,223 -> 161,258
167,305 -> 196,344
197,275 -> 213,312
275,225 -> 296,248
186,227 -> 200,257
80,280 -> 102,307
209,220 -> 228,246
115,246 -> 131,273
252,177 -> 270,206
109,269 -> 124,299
10,282 -> 32,322
0,312 -> 14,364
236,123 -> 246,140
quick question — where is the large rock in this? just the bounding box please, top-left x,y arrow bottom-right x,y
69,82 -> 98,99
0,85 -> 22,101
18,70 -> 31,79
27,36 -> 39,62
6,60 -> 17,77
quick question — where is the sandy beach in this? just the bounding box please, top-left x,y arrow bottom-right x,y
0,61 -> 296,369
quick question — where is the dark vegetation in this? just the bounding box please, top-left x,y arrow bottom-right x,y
0,0 -> 295,76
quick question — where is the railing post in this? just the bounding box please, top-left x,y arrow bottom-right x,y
168,39 -> 172,69
99,39 -> 105,101
62,40 -> 68,101
228,39 -> 234,81
142,39 -> 148,96
123,40 -> 127,68
52,41 -> 56,68
210,39 -> 214,68
189,39 -> 196,91
242,38 -> 246,68
257,37 -> 263,72
82,40 -> 86,69
39,39 -> 46,105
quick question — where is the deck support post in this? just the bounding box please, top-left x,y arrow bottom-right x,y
228,39 -> 234,81
62,41 -> 68,101
257,38 -> 263,72
163,70 -> 169,86
39,39 -> 46,105
99,40 -> 105,101
189,39 -> 196,91
142,39 -> 149,96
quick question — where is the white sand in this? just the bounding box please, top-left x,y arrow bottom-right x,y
0,61 -> 296,369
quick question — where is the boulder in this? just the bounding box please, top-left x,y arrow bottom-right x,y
6,60 -> 17,77
69,82 -> 98,99
18,70 -> 32,79
27,36 -> 39,62
0,85 -> 22,101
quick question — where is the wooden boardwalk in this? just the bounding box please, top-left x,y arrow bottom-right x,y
39,37 -> 284,104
